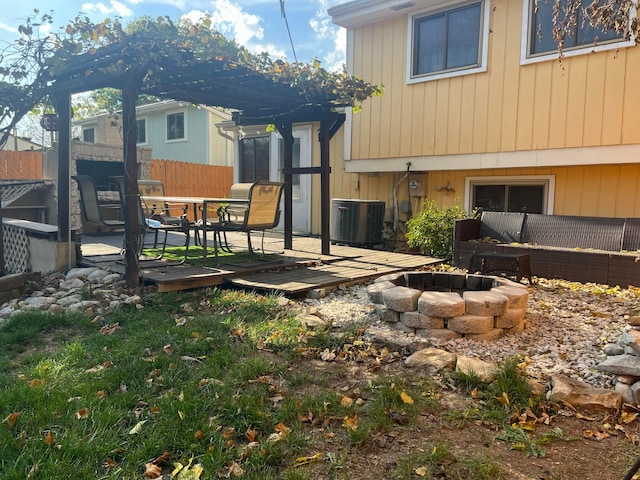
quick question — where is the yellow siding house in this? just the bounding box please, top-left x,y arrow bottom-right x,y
329,0 -> 640,248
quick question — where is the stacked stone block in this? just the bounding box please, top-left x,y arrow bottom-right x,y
368,271 -> 528,340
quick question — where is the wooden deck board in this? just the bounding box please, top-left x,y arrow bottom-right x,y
81,233 -> 443,294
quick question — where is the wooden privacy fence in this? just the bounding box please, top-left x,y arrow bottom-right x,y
151,159 -> 234,198
0,153 -> 234,197
0,151 -> 43,179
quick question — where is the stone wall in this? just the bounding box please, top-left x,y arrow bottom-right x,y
43,140 -> 152,231
367,271 -> 529,341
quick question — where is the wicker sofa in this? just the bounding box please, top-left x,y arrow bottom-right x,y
453,211 -> 640,286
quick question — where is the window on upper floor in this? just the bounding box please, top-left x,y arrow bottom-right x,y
166,112 -> 185,141
136,118 -> 147,145
522,0 -> 632,63
408,0 -> 489,83
82,127 -> 96,143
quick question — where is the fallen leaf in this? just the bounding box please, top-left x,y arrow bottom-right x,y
128,420 -> 147,435
222,427 -> 235,439
100,322 -> 122,335
575,412 -> 596,421
29,378 -> 43,388
172,457 -> 204,480
104,457 -> 116,470
44,431 -> 55,446
150,406 -> 160,414
294,453 -> 322,467
194,430 -> 204,440
622,411 -> 638,424
299,411 -> 314,423
341,396 -> 354,407
3,411 -> 21,427
414,466 -> 428,477
320,349 -> 336,362
343,415 -> 358,431
178,411 -> 185,420
144,462 -> 162,478
226,462 -> 243,478
400,391 -> 414,405
275,423 -> 291,436
256,338 -> 265,350
163,344 -> 174,355
96,390 -> 106,398
175,317 -> 187,326
245,428 -> 257,442
76,408 -> 90,419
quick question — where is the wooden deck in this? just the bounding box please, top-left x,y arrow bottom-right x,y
81,233 -> 442,295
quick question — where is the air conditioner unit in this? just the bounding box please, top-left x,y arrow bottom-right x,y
330,199 -> 386,246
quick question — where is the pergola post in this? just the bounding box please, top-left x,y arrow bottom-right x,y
53,93 -> 71,243
122,80 -> 141,287
275,122 -> 294,250
318,112 -> 345,256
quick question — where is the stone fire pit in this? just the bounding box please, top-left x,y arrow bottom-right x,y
367,271 -> 529,341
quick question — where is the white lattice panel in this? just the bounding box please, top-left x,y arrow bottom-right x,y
3,224 -> 30,273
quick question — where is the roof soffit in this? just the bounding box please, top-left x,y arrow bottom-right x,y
328,0 -> 466,28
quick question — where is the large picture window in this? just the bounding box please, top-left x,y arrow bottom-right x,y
524,0 -> 629,61
466,176 -> 554,214
239,136 -> 270,183
409,1 -> 487,82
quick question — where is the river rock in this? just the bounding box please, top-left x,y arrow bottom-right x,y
456,355 -> 498,382
405,347 -> 457,372
549,374 -> 622,411
596,354 -> 640,377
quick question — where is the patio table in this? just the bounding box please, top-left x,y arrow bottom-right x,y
141,195 -> 248,258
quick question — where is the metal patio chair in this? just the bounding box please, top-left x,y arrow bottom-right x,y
203,181 -> 284,257
72,175 -> 125,231
110,176 -> 191,264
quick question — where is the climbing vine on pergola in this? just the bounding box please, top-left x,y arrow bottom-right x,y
0,10 -> 383,286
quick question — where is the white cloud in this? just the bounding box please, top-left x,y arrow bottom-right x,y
310,0 -> 345,71
210,0 -> 264,46
253,43 -> 286,60
81,1 -> 134,17
184,0 -> 266,53
0,22 -> 18,35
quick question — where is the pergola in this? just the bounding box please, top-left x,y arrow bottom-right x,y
41,38 -> 346,286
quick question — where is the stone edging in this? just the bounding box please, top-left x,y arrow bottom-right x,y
366,271 -> 529,341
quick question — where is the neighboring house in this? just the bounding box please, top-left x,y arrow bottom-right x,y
329,0 -> 640,242
1,133 -> 43,152
74,100 -> 234,167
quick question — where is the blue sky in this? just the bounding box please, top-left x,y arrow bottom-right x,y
0,0 -> 348,71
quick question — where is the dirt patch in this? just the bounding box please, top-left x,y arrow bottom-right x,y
284,355 -> 640,479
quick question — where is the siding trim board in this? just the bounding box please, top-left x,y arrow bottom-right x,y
343,144 -> 640,173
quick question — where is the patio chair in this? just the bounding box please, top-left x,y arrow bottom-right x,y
72,175 -> 125,231
204,181 -> 284,257
197,182 -> 252,253
110,176 -> 192,264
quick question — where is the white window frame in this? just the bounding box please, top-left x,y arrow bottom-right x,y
406,0 -> 490,84
520,0 -> 635,65
136,117 -> 147,146
464,175 -> 555,214
82,126 -> 97,143
166,110 -> 187,143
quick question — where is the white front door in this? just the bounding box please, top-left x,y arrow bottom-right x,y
270,125 -> 311,234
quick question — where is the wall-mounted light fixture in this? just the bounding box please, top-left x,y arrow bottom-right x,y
437,181 -> 455,194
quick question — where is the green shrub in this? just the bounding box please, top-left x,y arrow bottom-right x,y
405,200 -> 472,259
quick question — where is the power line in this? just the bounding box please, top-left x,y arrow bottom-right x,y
279,0 -> 298,63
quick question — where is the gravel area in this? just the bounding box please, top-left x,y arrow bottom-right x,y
300,276 -> 640,389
